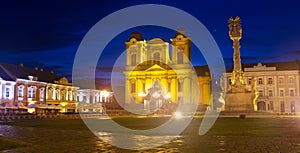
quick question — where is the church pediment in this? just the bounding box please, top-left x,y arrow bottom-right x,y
145,64 -> 167,71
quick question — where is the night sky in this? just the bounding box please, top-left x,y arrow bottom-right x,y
1,1 -> 300,82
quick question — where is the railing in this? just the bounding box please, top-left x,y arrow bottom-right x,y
0,114 -> 81,120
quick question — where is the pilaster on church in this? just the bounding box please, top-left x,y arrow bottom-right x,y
123,28 -> 209,113
124,29 -> 195,106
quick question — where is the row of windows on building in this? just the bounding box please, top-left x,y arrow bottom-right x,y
280,101 -> 296,113
77,95 -> 111,103
3,85 -> 76,102
130,52 -> 184,66
258,101 -> 296,113
130,82 -> 181,93
2,86 -> 44,100
17,85 -> 45,101
229,76 -> 296,85
255,76 -> 295,85
47,88 -> 75,101
257,88 -> 296,97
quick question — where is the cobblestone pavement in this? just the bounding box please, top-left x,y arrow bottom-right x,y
1,124 -> 300,153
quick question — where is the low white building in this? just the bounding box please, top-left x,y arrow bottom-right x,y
0,77 -> 16,111
77,89 -> 113,112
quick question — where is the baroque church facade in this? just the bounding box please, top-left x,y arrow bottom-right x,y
123,30 -> 211,110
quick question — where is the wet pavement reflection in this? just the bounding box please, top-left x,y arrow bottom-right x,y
1,120 -> 300,152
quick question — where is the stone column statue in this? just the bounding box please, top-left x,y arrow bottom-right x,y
228,16 -> 245,91
224,17 -> 258,112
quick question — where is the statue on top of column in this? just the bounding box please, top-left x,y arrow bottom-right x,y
228,16 -> 242,41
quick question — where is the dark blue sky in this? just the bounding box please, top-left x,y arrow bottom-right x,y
1,1 -> 300,80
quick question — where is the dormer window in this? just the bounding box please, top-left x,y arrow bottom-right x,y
28,76 -> 34,81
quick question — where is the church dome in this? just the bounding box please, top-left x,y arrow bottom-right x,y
129,31 -> 143,41
148,38 -> 166,44
175,28 -> 188,37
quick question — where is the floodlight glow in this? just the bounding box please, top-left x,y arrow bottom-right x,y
138,92 -> 146,97
164,93 -> 171,99
102,90 -> 110,98
152,92 -> 160,98
175,112 -> 182,119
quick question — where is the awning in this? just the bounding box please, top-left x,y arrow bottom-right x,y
18,106 -> 28,109
6,105 -> 18,109
47,104 -> 61,109
38,104 -> 47,108
27,104 -> 38,108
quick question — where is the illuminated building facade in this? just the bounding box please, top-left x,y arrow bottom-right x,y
0,77 -> 16,113
46,77 -> 79,113
15,77 -> 47,113
222,61 -> 300,114
0,63 -> 79,114
124,30 -> 211,110
77,89 -> 113,112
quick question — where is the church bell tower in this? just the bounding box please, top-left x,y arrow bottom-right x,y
170,28 -> 191,64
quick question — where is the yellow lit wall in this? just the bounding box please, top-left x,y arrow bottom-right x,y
198,76 -> 211,107
124,30 -> 211,109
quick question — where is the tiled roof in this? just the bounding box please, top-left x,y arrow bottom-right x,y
226,60 -> 300,73
0,63 -> 60,82
193,65 -> 210,76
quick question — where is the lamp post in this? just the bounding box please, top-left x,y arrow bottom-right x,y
163,93 -> 171,114
100,90 -> 110,111
164,93 -> 171,103
138,92 -> 147,111
102,90 -> 110,102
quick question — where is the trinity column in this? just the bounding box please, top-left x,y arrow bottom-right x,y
224,17 -> 258,112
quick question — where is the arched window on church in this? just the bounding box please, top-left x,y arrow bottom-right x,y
153,52 -> 160,63
178,81 -> 182,92
131,54 -> 136,66
131,82 -> 136,93
177,52 -> 183,64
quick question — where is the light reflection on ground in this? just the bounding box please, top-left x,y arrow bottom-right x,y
1,118 -> 300,152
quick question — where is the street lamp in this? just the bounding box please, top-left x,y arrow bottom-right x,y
102,90 -> 110,102
138,92 -> 148,111
164,93 -> 171,103
174,111 -> 182,119
138,92 -> 146,97
152,92 -> 160,99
